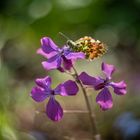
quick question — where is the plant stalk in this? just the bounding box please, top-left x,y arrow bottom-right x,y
72,66 -> 101,140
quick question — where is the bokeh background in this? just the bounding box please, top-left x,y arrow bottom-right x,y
0,0 -> 140,140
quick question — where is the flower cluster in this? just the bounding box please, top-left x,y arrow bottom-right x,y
79,62 -> 127,110
31,76 -> 78,121
37,37 -> 85,71
68,36 -> 107,60
31,36 -> 127,121
31,37 -> 84,121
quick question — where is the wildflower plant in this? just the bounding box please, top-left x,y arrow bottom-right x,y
30,33 -> 127,140
31,76 -> 78,121
79,62 -> 127,110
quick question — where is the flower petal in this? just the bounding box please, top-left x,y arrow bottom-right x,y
65,52 -> 85,60
42,55 -> 62,70
37,48 -> 57,59
79,72 -> 103,87
110,81 -> 127,95
41,37 -> 58,54
102,62 -> 115,79
62,56 -> 73,70
30,87 -> 49,102
35,76 -> 51,89
57,67 -> 65,72
96,87 -> 113,110
54,80 -> 79,96
46,97 -> 63,121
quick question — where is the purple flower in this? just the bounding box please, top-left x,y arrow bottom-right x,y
79,62 -> 127,110
30,76 -> 79,121
37,37 -> 85,71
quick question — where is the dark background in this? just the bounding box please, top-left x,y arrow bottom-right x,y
0,0 -> 140,140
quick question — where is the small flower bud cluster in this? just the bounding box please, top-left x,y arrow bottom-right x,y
71,36 -> 107,60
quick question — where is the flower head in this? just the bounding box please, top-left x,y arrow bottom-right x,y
30,76 -> 79,121
69,36 -> 107,60
37,37 -> 85,71
79,62 -> 127,110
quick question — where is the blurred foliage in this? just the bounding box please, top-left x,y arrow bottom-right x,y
0,0 -> 140,140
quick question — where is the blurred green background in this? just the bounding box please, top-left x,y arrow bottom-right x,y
0,0 -> 140,140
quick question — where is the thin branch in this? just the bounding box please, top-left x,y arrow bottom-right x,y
35,110 -> 89,114
71,66 -> 101,140
64,110 -> 89,114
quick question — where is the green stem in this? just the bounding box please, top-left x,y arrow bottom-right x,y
72,66 -> 101,140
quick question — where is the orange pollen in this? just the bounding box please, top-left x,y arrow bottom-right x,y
75,36 -> 107,60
